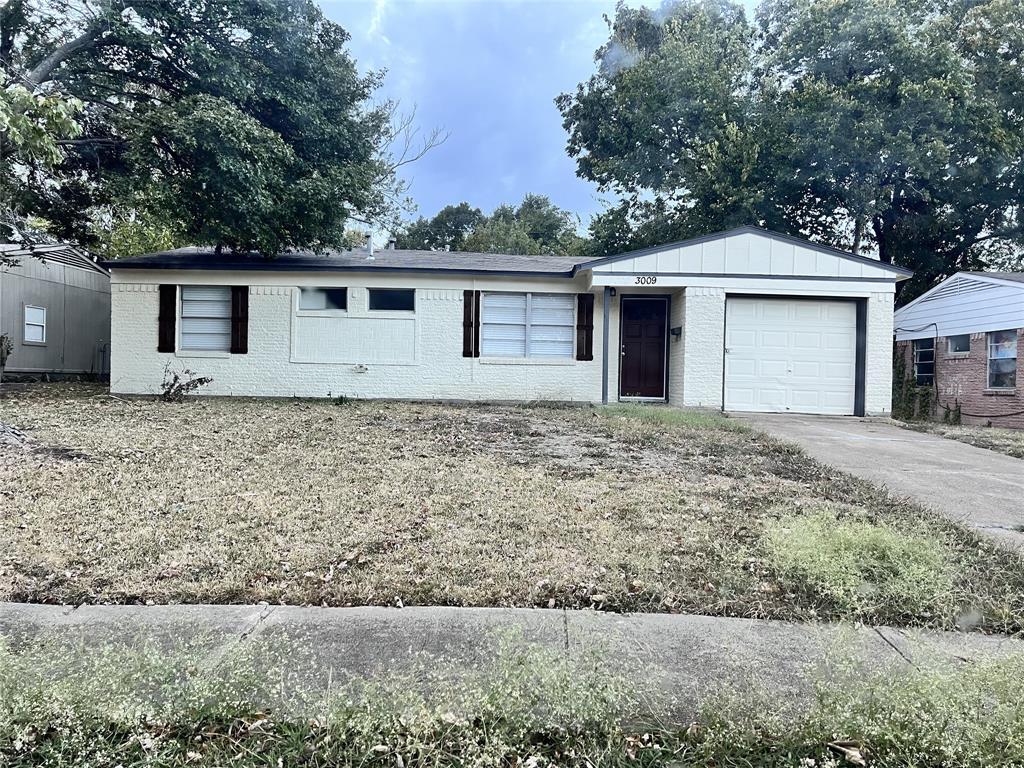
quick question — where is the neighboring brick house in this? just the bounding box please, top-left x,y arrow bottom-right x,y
895,272 -> 1024,428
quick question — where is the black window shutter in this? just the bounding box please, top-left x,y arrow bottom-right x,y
576,293 -> 594,361
463,290 -> 481,357
157,284 -> 176,352
230,286 -> 249,354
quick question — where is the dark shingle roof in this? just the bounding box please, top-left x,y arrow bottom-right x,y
104,246 -> 581,277
969,272 -> 1024,284
102,225 -> 915,279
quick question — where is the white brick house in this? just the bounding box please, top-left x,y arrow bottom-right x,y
107,226 -> 911,415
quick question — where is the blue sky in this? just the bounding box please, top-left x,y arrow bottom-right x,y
322,0 -> 757,230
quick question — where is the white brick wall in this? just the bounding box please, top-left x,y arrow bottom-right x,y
680,287 -> 726,408
110,268 -> 897,413
111,271 -> 605,401
667,289 -> 686,406
866,291 -> 894,415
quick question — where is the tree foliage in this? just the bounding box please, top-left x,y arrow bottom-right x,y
558,0 -> 1024,300
396,202 -> 486,251
2,0 -> 437,256
396,194 -> 585,256
0,84 -> 82,250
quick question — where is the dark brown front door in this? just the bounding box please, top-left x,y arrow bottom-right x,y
620,297 -> 667,398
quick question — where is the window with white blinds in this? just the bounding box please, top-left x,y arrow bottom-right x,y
24,305 -> 46,343
180,286 -> 232,351
481,292 -> 575,358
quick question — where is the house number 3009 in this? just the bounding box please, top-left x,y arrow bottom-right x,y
634,275 -> 657,285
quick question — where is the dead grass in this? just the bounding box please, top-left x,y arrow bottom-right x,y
902,421 -> 1024,459
2,384 -> 1023,632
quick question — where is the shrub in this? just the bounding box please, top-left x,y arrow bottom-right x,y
0,333 -> 12,383
160,363 -> 213,402
764,507 -> 953,620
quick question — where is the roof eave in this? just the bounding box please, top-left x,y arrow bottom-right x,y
103,260 -> 577,279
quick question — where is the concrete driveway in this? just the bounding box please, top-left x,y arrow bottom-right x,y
737,414 -> 1024,552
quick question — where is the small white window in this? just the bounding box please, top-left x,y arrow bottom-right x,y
988,330 -> 1017,389
180,286 -> 231,351
481,292 -> 574,358
24,305 -> 46,344
947,334 -> 970,354
299,287 -> 347,311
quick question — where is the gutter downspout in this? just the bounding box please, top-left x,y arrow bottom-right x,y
601,286 -> 611,405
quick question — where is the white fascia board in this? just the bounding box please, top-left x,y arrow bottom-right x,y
589,273 -> 895,296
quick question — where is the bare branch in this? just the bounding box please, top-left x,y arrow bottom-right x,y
379,103 -> 448,175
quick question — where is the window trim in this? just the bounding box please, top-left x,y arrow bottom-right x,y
178,285 -> 232,353
23,304 -> 47,346
367,287 -> 416,312
912,337 -> 934,386
296,286 -> 348,314
480,291 -> 576,360
946,334 -> 970,356
986,329 -> 1018,390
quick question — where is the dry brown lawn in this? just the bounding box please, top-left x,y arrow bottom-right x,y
2,384 -> 1023,632
902,421 -> 1024,459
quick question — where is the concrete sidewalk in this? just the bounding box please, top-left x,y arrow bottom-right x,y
738,414 -> 1024,552
3,603 -> 1022,722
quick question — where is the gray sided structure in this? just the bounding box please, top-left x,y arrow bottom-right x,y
0,244 -> 111,377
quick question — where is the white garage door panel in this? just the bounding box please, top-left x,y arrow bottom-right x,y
725,298 -> 857,415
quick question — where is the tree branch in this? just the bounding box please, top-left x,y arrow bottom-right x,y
56,137 -> 122,146
25,23 -> 107,87
23,0 -> 156,87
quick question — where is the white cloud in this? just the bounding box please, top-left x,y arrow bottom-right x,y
367,0 -> 391,44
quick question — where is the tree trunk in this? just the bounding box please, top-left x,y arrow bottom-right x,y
852,215 -> 865,255
872,215 -> 893,264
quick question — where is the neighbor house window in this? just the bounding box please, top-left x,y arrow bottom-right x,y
180,286 -> 232,351
368,288 -> 415,311
23,305 -> 46,344
299,287 -> 347,311
481,292 -> 574,358
912,338 -> 934,386
947,334 -> 970,354
987,330 -> 1018,389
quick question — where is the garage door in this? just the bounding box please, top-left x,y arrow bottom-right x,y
724,298 -> 857,415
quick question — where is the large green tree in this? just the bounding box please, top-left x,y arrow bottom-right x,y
1,0 -> 437,256
558,0 -> 1024,300
396,202 -> 486,251
396,194 -> 585,256
0,84 -> 82,264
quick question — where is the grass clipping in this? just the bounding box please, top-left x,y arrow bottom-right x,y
765,506 -> 953,620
